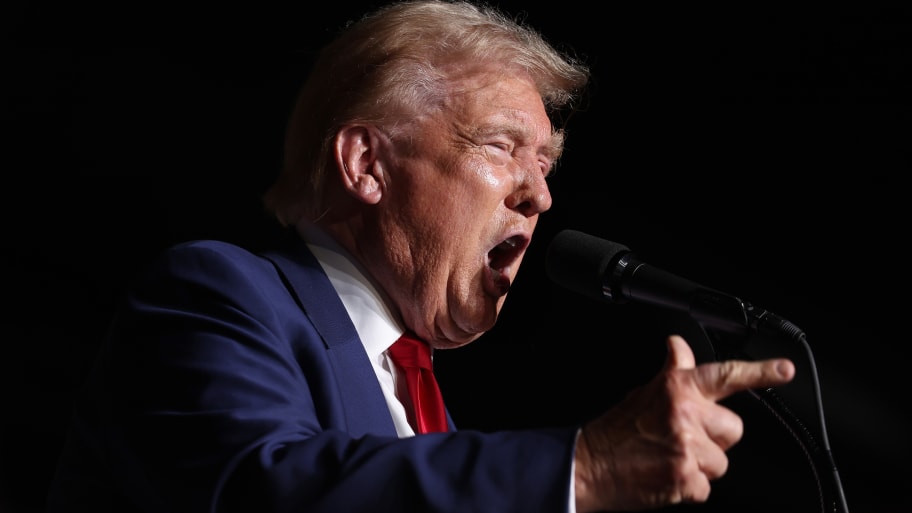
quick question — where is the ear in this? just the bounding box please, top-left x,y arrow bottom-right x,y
333,124 -> 385,205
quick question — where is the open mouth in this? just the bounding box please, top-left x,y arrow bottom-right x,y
487,235 -> 528,273
484,234 -> 531,297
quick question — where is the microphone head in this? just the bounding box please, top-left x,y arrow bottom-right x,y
545,229 -> 630,302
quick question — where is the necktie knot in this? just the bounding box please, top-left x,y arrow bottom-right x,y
387,332 -> 433,371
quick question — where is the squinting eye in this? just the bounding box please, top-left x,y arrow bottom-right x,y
540,161 -> 553,177
484,143 -> 512,164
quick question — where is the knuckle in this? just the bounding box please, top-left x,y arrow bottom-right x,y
715,361 -> 740,388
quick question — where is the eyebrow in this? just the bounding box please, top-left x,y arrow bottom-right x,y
469,122 -> 565,161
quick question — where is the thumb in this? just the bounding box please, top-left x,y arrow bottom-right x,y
663,334 -> 696,371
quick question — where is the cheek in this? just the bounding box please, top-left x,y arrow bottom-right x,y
472,157 -> 510,190
418,174 -> 502,226
444,164 -> 512,218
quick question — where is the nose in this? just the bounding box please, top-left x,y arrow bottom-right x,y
505,167 -> 552,216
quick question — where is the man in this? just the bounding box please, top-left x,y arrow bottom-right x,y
47,1 -> 795,512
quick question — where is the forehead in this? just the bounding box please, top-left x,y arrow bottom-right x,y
446,70 -> 545,114
444,71 -> 559,148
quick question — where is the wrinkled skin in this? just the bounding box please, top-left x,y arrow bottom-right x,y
321,70 -> 559,349
574,335 -> 795,511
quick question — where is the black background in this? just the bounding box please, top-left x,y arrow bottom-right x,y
6,2 -> 910,512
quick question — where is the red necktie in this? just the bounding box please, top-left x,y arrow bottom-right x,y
387,332 -> 449,434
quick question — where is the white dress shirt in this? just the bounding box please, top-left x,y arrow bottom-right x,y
298,223 -> 578,512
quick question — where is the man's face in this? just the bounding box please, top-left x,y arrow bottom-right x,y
368,72 -> 561,349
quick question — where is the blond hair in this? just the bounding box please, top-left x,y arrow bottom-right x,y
262,0 -> 590,225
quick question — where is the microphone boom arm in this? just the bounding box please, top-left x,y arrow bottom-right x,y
607,252 -> 806,344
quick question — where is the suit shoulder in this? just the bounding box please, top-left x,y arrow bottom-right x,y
168,239 -> 260,259
139,239 -> 279,289
160,239 -> 273,268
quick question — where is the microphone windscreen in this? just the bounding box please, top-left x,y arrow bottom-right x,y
545,230 -> 629,302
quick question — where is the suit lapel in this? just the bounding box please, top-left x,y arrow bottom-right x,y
262,240 -> 398,438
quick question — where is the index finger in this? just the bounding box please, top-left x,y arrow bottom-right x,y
695,357 -> 796,401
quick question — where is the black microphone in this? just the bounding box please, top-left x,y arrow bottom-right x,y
545,229 -> 804,342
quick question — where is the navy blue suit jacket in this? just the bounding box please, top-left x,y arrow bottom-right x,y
48,238 -> 578,513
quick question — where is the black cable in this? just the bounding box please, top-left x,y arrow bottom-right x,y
702,326 -> 850,513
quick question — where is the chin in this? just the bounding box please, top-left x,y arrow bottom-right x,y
454,319 -> 494,341
432,292 -> 503,346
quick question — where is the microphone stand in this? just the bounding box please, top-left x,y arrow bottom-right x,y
690,294 -> 850,513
